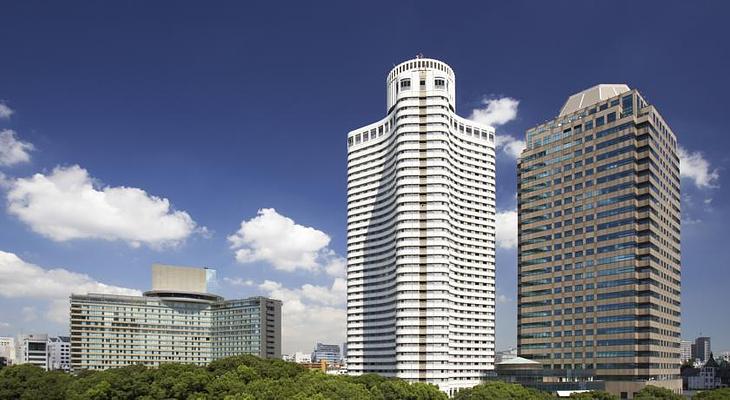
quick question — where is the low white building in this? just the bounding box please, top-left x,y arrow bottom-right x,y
47,336 -> 71,371
0,337 -> 16,365
16,334 -> 48,370
283,352 -> 312,364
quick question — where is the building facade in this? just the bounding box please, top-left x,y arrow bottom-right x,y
47,336 -> 71,371
346,57 -> 497,393
0,337 -> 15,366
692,337 -> 711,363
15,334 -> 48,370
70,264 -> 281,370
681,340 -> 692,363
312,343 -> 342,364
517,85 -> 682,397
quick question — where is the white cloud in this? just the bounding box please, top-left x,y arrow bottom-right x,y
6,165 -> 199,248
223,277 -> 255,287
0,130 -> 34,166
497,294 -> 512,304
678,145 -> 719,189
469,97 -> 519,127
468,97 -> 524,159
0,250 -> 141,323
496,209 -> 518,250
495,135 -> 526,159
257,279 -> 345,353
0,102 -> 13,119
228,208 -> 345,276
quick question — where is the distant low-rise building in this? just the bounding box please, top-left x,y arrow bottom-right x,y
493,357 -> 604,393
312,343 -> 341,364
0,337 -> 15,366
16,334 -> 48,370
47,336 -> 71,371
70,264 -> 281,370
283,352 -> 312,363
684,355 -> 723,390
496,347 -> 518,364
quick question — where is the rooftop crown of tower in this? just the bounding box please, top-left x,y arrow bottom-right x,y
386,57 -> 456,111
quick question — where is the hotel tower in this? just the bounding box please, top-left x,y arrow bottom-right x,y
517,85 -> 682,397
346,57 -> 497,393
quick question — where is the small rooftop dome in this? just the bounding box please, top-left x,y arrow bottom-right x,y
559,84 -> 630,116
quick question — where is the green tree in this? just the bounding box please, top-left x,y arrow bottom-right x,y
694,388 -> 730,400
569,391 -> 618,400
0,364 -> 71,400
368,378 -> 447,400
633,385 -> 683,400
206,365 -> 260,398
208,355 -> 306,380
453,380 -> 553,400
67,364 -> 155,400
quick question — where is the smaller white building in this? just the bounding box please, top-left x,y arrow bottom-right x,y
47,336 -> 71,371
0,337 -> 16,365
16,333 -> 48,370
282,352 -> 313,364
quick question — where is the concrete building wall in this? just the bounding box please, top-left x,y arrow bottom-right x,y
151,263 -> 208,293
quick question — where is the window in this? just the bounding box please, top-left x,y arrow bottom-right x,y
607,112 -> 616,123
400,79 -> 411,90
435,78 -> 445,88
596,116 -> 605,127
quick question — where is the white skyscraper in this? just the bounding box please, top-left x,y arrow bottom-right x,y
346,57 -> 496,394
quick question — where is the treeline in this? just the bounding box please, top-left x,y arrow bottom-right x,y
0,355 -> 728,399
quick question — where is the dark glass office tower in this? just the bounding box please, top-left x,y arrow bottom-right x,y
517,85 -> 681,397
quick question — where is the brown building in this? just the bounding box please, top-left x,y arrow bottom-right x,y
517,85 -> 682,398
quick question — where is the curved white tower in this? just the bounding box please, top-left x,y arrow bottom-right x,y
346,57 -> 497,393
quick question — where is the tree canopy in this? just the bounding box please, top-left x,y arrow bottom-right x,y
453,380 -> 554,400
633,385 -> 684,400
0,356 -> 448,400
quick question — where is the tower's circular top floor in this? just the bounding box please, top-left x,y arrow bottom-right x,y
386,57 -> 456,111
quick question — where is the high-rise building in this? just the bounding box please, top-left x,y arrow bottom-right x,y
15,333 -> 48,370
346,57 -> 497,394
680,340 -> 692,363
70,264 -> 281,370
47,336 -> 71,371
692,337 -> 711,363
312,342 -> 342,364
517,84 -> 682,397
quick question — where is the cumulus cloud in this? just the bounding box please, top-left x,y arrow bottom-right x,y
6,165 -> 199,248
256,279 -> 345,353
228,208 -> 345,276
678,145 -> 719,189
0,250 -> 140,323
0,130 -> 34,166
496,209 -> 518,249
495,135 -> 526,159
0,102 -> 13,119
469,97 -> 519,127
468,97 -> 524,159
497,294 -> 512,304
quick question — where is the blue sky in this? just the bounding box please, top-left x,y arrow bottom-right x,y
0,1 -> 728,354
